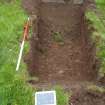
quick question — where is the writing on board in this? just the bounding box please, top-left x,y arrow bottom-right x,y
35,91 -> 56,105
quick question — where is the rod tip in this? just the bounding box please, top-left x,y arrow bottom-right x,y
28,17 -> 30,21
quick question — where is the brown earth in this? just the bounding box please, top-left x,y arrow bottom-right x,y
70,87 -> 105,105
22,0 -> 97,84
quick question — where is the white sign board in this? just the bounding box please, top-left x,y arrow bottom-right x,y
42,0 -> 65,3
35,91 -> 56,105
73,0 -> 84,4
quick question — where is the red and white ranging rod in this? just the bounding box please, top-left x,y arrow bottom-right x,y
16,18 -> 30,71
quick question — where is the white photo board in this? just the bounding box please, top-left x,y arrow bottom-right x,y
73,0 -> 84,4
42,0 -> 65,3
35,91 -> 56,105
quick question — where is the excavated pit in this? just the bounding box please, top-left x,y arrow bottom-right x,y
22,0 -> 97,84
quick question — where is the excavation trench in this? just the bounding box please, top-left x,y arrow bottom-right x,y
22,0 -> 97,84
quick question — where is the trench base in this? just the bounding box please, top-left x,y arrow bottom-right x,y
23,0 -> 97,85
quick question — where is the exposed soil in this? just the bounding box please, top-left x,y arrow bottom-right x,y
70,88 -> 105,105
22,0 -> 97,84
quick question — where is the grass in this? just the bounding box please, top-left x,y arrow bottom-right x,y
86,0 -> 105,76
0,1 -> 34,105
0,0 -> 29,71
0,74 -> 34,105
54,86 -> 70,105
52,32 -> 64,45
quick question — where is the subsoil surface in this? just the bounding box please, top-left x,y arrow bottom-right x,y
23,0 -> 97,84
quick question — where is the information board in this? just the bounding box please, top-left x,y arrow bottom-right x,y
42,0 -> 65,3
35,91 -> 56,105
73,0 -> 84,4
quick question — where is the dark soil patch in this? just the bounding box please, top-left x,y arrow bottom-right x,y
70,88 -> 105,105
22,0 -> 97,83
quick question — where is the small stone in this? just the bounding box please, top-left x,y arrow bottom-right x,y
58,70 -> 64,74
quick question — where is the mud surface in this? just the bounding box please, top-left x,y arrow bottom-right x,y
70,89 -> 105,105
22,0 -> 97,84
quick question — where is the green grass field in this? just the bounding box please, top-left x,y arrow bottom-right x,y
0,1 -> 34,105
0,0 -> 28,72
